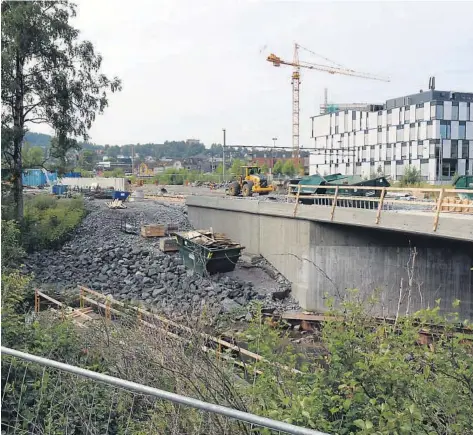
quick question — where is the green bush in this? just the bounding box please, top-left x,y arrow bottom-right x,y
241,296 -> 473,434
1,220 -> 25,269
399,166 -> 422,187
22,195 -> 86,251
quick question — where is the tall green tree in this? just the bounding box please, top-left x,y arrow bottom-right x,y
1,1 -> 121,220
282,159 -> 296,176
230,158 -> 245,175
22,144 -> 45,168
273,160 -> 283,175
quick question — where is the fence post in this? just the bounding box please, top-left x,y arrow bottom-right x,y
330,186 -> 339,221
105,298 -> 111,323
79,287 -> 84,309
375,187 -> 387,225
293,184 -> 301,217
34,289 -> 39,313
433,188 -> 445,232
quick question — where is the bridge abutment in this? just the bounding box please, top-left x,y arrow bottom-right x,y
187,197 -> 473,319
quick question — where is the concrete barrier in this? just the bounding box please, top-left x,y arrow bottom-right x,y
59,177 -> 126,191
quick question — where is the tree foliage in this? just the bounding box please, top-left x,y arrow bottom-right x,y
22,144 -> 45,169
400,166 -> 422,187
273,160 -> 283,175
242,295 -> 473,434
1,1 -> 121,220
282,159 -> 296,176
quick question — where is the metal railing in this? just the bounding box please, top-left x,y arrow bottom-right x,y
287,184 -> 473,231
1,347 -> 328,435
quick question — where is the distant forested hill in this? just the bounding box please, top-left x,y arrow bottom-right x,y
24,132 -> 52,148
23,132 -> 212,159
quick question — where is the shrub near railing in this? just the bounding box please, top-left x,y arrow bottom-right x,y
22,195 -> 86,251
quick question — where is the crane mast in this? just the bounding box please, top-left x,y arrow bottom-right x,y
291,44 -> 300,162
267,45 -> 389,162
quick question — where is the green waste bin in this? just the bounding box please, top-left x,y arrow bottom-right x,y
174,231 -> 244,276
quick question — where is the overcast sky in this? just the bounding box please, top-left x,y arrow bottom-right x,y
33,0 -> 473,147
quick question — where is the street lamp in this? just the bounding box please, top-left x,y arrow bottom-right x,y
271,137 -> 277,170
222,129 -> 226,181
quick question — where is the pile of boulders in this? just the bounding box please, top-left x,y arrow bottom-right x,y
24,200 -> 298,317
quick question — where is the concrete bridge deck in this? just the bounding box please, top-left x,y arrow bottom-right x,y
187,196 -> 473,243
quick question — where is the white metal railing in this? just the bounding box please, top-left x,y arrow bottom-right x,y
1,346 -> 328,435
287,184 -> 473,231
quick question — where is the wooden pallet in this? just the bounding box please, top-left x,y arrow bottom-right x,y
159,237 -> 179,252
440,197 -> 473,213
141,224 -> 166,237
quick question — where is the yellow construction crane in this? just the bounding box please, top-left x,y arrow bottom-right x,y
267,43 -> 390,161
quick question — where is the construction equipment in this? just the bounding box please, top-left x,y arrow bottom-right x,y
138,163 -> 153,177
266,43 -> 390,162
227,165 -> 273,197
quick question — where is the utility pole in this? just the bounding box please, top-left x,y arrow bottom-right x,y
271,137 -> 277,171
222,129 -> 226,181
132,143 -> 135,175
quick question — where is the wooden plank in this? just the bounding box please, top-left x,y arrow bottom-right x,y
141,224 -> 166,237
281,312 -> 343,322
78,285 -> 299,371
433,188 -> 445,231
375,187 -> 387,225
330,186 -> 339,221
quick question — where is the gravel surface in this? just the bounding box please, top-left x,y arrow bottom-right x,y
24,198 -> 299,319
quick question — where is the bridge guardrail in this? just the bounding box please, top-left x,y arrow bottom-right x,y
287,185 -> 473,231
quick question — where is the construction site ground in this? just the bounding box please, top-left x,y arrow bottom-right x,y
25,194 -> 299,325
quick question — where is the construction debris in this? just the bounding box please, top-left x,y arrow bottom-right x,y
159,237 -> 179,252
141,224 -> 166,237
107,199 -> 127,209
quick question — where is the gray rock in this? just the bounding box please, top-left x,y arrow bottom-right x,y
152,288 -> 166,297
221,298 -> 241,313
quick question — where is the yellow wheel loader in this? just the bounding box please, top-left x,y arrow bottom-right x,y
227,165 -> 273,197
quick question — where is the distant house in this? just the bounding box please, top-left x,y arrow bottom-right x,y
186,139 -> 201,145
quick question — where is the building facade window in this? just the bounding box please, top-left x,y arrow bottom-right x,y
440,121 -> 451,139
436,103 -> 444,120
452,104 -> 459,121
459,122 -> 466,139
462,141 -> 469,158
451,140 -> 458,159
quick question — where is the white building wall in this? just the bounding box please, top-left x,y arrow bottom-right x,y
409,105 -> 416,123
443,139 -> 451,158
444,101 -> 452,120
367,129 -> 377,145
459,102 -> 468,121
428,159 -> 437,181
451,121 -> 459,139
313,115 -> 331,137
339,112 -> 345,134
392,108 -> 400,125
432,120 -> 441,139
466,121 -> 473,140
419,122 -> 427,140
424,102 -> 431,121
458,159 -> 466,175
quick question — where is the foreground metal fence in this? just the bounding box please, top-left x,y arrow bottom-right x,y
1,347 -> 328,435
287,184 -> 473,231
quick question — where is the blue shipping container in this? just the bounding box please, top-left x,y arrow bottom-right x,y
22,169 -> 58,187
64,172 -> 81,178
113,191 -> 131,200
52,185 -> 67,195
